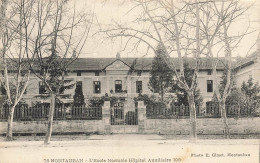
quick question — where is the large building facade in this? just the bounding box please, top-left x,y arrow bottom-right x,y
1,52 -> 260,113
1,52 -> 260,111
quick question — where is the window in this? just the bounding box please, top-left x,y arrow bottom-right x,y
207,80 -> 213,92
39,81 -> 47,94
136,81 -> 142,93
137,71 -> 142,76
207,70 -> 212,75
115,80 -> 122,93
93,81 -> 101,93
95,71 -> 99,76
77,71 -> 81,76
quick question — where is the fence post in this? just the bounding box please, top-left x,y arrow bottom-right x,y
102,101 -> 111,134
138,101 -> 146,134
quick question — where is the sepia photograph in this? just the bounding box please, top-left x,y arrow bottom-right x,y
0,0 -> 259,162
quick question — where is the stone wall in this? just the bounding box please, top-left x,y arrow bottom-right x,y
144,117 -> 260,135
0,117 -> 259,135
0,120 -> 103,134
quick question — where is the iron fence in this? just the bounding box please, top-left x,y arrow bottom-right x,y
146,104 -> 259,119
0,105 -> 102,121
71,106 -> 102,119
147,104 -> 191,119
1,103 -> 258,121
206,104 -> 257,117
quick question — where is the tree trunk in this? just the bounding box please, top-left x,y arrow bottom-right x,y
238,104 -> 241,117
161,88 -> 164,102
220,100 -> 230,139
0,0 -> 8,57
160,81 -> 164,102
0,0 -> 8,38
6,105 -> 15,141
44,93 -> 55,144
187,92 -> 197,142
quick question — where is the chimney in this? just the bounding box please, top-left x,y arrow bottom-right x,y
116,52 -> 121,59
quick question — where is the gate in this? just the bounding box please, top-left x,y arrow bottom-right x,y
111,102 -> 124,125
110,102 -> 138,133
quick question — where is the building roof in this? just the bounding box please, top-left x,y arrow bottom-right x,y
1,54 -> 258,72
67,57 -> 227,71
233,51 -> 259,70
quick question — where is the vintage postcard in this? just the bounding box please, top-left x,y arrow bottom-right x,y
0,0 -> 259,162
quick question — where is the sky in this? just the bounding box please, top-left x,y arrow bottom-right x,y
73,0 -> 260,58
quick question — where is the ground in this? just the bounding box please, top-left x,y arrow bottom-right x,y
0,134 -> 259,163
0,133 -> 259,142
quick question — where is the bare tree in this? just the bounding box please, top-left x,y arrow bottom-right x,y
0,0 -> 34,140
99,0 -> 227,142
0,0 -> 8,104
203,0 -> 253,138
20,0 -> 94,144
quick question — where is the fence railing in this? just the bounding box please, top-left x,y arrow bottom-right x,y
0,104 -> 102,121
147,105 -> 191,119
146,104 -> 259,119
1,103 -> 258,121
206,104 -> 257,117
71,106 -> 102,119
